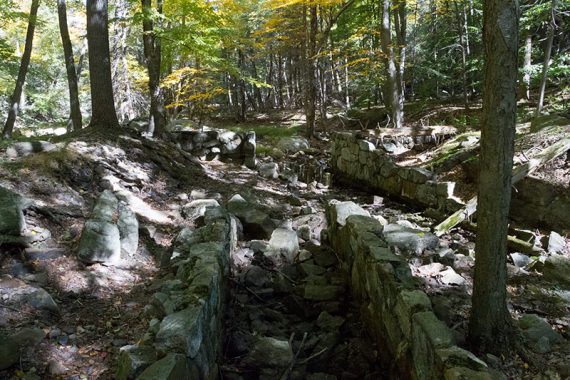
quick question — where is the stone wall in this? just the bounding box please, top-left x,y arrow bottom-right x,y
117,205 -> 236,380
169,128 -> 256,168
331,132 -> 461,213
324,201 -> 494,379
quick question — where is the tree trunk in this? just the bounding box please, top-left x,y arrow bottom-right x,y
86,0 -> 119,128
535,0 -> 556,117
468,0 -> 519,354
141,0 -> 166,136
523,32 -> 532,100
57,0 -> 82,132
380,0 -> 403,128
2,0 -> 40,139
112,0 -> 134,123
303,5 -> 318,138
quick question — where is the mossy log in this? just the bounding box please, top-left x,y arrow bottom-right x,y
434,137 -> 570,236
461,221 -> 545,255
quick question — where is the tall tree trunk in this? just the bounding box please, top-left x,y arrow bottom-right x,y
468,0 -> 519,354
454,0 -> 469,110
57,0 -> 82,132
86,0 -> 119,128
112,0 -> 134,123
380,0 -> 403,128
141,0 -> 166,136
2,0 -> 40,139
522,32 -> 532,100
277,54 -> 284,108
394,0 -> 406,108
237,49 -> 247,121
303,5 -> 318,138
535,0 -> 556,117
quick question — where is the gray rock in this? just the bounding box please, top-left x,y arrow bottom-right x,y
316,311 -> 345,331
249,240 -> 268,253
92,190 -> 119,222
155,306 -> 203,357
518,314 -> 563,353
258,162 -> 279,179
279,169 -> 298,185
266,228 -> 299,263
0,186 -> 29,237
78,220 -> 122,264
547,231 -> 566,253
246,337 -> 293,368
227,194 -> 275,238
328,201 -> 370,228
47,359 -> 68,376
244,266 -> 271,288
116,345 -> 158,380
439,268 -> 465,286
304,285 -> 343,301
510,252 -> 531,268
182,199 -> 220,220
0,276 -> 58,313
79,191 -> 140,264
219,131 -> 242,155
24,286 -> 59,313
297,225 -> 312,241
277,137 -> 310,153
0,328 -> 45,370
118,206 -> 139,257
243,131 -> 257,169
435,248 -> 456,266
542,254 -> 570,286
5,141 -> 58,158
382,224 -> 439,254
136,353 -> 190,380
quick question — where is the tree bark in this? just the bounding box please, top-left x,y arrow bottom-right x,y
141,0 -> 166,136
57,0 -> 82,132
86,0 -> 119,128
2,0 -> 40,139
468,0 -> 519,354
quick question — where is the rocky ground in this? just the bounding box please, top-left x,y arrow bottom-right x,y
0,114 -> 569,379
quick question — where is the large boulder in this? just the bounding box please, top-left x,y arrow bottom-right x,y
245,337 -> 293,368
382,223 -> 439,254
155,306 -> 204,357
0,276 -> 59,313
181,199 -> 220,220
227,194 -> 275,238
136,353 -> 191,380
78,190 -> 139,264
542,254 -> 570,287
327,201 -> 370,229
0,328 -> 45,370
116,345 -> 158,380
0,186 -> 30,239
258,162 -> 279,179
219,131 -> 243,155
266,227 -> 299,263
518,314 -> 564,353
277,137 -> 310,153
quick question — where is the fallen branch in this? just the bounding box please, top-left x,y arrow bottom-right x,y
434,137 -> 570,236
280,332 -> 308,380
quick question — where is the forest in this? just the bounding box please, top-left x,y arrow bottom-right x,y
0,0 -> 569,379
